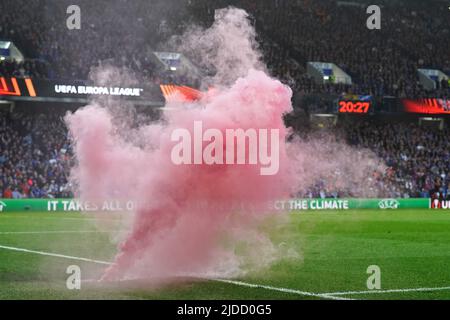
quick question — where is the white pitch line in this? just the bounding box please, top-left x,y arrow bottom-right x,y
0,230 -> 121,235
0,244 -> 346,300
321,286 -> 450,296
210,278 -> 352,300
0,215 -> 123,222
0,230 -> 120,235
0,244 -> 112,265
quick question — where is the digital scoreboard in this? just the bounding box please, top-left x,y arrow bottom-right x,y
338,100 -> 371,114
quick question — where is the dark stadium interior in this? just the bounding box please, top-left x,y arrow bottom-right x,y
1,0 -> 449,200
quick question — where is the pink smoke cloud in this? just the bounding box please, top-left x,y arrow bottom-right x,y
65,7 -> 384,282
66,66 -> 295,280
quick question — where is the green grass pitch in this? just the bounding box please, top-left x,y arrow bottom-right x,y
0,209 -> 449,300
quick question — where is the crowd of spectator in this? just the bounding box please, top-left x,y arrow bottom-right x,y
191,0 -> 450,99
0,0 -> 196,84
0,111 -> 72,199
256,0 -> 450,99
1,0 -> 450,199
1,108 -> 448,200
347,121 -> 450,199
1,0 -> 449,99
297,120 -> 450,200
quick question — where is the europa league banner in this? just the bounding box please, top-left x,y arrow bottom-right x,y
0,77 -> 165,104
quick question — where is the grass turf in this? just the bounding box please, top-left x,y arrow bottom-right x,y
0,209 -> 449,299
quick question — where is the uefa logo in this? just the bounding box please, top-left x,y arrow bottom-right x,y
378,199 -> 399,210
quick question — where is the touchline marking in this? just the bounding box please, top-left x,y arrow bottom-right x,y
210,278 -> 352,300
0,215 -> 124,222
0,244 -> 346,300
321,286 -> 450,296
0,245 -> 112,265
0,230 -> 121,235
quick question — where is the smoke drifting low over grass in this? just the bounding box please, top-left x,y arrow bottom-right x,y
65,7 -> 384,282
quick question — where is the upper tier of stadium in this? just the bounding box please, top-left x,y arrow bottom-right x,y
0,0 -> 449,99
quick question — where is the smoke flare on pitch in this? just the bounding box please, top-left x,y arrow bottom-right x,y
65,8 -> 384,281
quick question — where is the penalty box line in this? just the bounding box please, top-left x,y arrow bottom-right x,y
0,244 -> 348,300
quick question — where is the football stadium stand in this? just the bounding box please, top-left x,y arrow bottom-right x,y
0,0 -> 449,200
